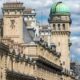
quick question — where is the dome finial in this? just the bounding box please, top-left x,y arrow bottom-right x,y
50,1 -> 70,15
58,1 -> 62,4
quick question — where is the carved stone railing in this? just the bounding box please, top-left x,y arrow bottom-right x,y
34,38 -> 61,58
0,37 -> 61,67
0,37 -> 75,80
62,68 -> 76,79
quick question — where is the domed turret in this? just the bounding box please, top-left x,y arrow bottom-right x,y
50,2 -> 70,15
48,2 -> 71,70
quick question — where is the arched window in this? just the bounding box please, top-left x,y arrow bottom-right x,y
53,24 -> 56,30
63,24 -> 65,30
58,24 -> 60,30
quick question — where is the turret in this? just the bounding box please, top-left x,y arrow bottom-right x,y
48,2 -> 71,69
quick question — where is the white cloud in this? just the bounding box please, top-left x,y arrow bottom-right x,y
44,0 -> 53,7
71,37 -> 80,42
76,48 -> 80,53
70,54 -> 76,61
71,37 -> 80,46
70,36 -> 80,56
71,26 -> 80,33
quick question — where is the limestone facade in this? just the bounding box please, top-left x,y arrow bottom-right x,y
0,2 -> 76,80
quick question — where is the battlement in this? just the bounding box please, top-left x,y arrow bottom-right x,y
3,2 -> 25,10
24,8 -> 35,14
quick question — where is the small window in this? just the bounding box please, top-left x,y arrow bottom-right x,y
63,24 -> 65,30
63,61 -> 65,65
58,24 -> 60,30
53,24 -> 56,30
58,42 -> 60,46
10,20 -> 15,29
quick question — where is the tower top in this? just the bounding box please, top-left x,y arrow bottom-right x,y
3,2 -> 25,10
50,2 -> 70,16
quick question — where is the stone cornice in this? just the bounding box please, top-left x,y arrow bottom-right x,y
48,20 -> 71,23
51,31 -> 71,36
35,55 -> 62,72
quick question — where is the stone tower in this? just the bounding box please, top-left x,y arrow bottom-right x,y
2,2 -> 25,43
48,2 -> 71,69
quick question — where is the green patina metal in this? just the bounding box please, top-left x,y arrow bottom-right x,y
50,2 -> 70,15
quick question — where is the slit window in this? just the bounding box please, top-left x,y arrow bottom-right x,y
53,24 -> 56,30
63,24 -> 65,30
58,24 -> 60,30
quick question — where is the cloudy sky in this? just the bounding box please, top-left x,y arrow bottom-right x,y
0,0 -> 80,62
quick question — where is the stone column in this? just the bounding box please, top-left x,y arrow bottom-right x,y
0,43 -> 8,80
1,55 -> 7,80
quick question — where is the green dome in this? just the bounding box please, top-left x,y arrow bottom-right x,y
50,2 -> 70,15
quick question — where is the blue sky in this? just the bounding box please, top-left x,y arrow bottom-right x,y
0,0 -> 80,62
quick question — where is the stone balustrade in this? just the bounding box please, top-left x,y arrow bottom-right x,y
0,37 -> 61,66
62,68 -> 76,79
